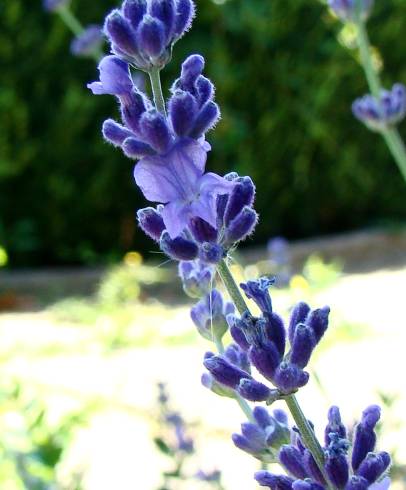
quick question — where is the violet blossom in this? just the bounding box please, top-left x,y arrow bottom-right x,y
70,25 -> 104,57
104,0 -> 195,70
255,405 -> 391,490
328,0 -> 374,22
352,84 -> 406,132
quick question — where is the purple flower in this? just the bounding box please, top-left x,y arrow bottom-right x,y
103,0 -> 195,70
70,25 -> 104,57
352,84 -> 406,132
87,55 -> 133,96
43,0 -> 69,12
89,54 -> 221,164
232,407 -> 290,463
240,276 -> 275,314
231,293 -> 329,394
257,405 -> 390,490
195,469 -> 221,482
328,0 -> 374,22
133,139 -> 234,238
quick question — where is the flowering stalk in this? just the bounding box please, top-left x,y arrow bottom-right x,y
354,13 -> 406,182
87,2 -> 392,488
217,258 -> 333,488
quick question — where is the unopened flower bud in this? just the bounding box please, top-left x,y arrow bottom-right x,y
160,231 -> 198,260
224,206 -> 258,244
139,110 -> 173,153
137,207 -> 165,240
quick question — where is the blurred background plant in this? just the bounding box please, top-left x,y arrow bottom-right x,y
153,383 -> 225,490
1,0 -> 406,267
0,381 -> 86,490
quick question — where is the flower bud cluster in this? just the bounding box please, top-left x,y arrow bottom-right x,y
89,51 -> 253,252
255,405 -> 391,490
352,84 -> 406,132
137,172 -> 258,263
190,289 -> 235,343
203,278 -> 330,400
88,54 -> 219,159
232,406 -> 290,463
104,0 -> 195,70
328,0 -> 374,22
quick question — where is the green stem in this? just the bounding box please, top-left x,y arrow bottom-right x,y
285,395 -> 333,489
381,128 -> 406,182
217,259 -> 249,316
217,258 -> 334,488
57,5 -> 83,37
355,19 -> 380,98
355,17 -> 406,182
148,67 -> 167,116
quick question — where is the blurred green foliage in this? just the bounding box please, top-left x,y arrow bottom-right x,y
0,382 -> 85,489
1,0 -> 406,266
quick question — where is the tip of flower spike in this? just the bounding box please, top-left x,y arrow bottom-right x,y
361,405 -> 381,428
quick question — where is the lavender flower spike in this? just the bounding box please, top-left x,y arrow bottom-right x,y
328,0 -> 374,23
261,404 -> 390,490
352,84 -> 406,132
133,139 -> 234,238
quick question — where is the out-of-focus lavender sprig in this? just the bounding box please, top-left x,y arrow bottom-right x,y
326,0 -> 406,182
155,383 -> 224,489
352,84 -> 406,132
191,288 -> 234,345
43,0 -> 105,61
268,237 -> 292,287
70,25 -> 104,58
43,0 -> 69,12
255,405 -> 391,490
328,0 -> 374,23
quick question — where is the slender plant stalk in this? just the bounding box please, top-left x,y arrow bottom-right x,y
58,5 -> 83,36
217,258 -> 334,489
149,67 -> 168,116
354,16 -> 406,182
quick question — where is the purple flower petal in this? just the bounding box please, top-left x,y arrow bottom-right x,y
87,55 -> 133,96
133,139 -> 206,203
161,200 -> 191,238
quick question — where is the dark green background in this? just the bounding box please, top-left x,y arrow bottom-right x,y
1,0 -> 405,266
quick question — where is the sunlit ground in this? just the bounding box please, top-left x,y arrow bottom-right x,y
0,258 -> 405,489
